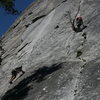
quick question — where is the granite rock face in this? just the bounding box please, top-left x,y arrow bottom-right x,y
0,0 -> 100,100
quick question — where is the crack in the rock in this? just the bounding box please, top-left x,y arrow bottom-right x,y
32,15 -> 46,24
17,42 -> 31,53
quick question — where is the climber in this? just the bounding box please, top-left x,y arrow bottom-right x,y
76,16 -> 84,29
71,16 -> 87,32
9,66 -> 25,84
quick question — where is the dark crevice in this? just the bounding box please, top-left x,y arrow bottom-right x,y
25,24 -> 31,28
76,50 -> 83,58
28,12 -> 33,15
32,15 -> 46,24
12,20 -> 21,29
1,63 -> 63,100
2,54 -> 10,59
25,15 -> 46,28
62,0 -> 68,3
55,25 -> 59,29
18,42 -> 31,53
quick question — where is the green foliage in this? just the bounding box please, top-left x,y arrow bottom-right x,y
0,0 -> 19,15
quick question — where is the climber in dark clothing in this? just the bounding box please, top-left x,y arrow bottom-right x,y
72,16 -> 87,32
9,66 -> 25,84
76,16 -> 84,29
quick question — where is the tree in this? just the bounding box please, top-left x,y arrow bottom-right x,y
0,0 -> 19,15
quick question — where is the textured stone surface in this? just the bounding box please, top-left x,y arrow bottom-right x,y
0,0 -> 100,100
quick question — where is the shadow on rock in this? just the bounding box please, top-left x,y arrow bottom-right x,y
1,63 -> 63,100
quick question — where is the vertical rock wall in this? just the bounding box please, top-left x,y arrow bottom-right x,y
0,0 -> 100,100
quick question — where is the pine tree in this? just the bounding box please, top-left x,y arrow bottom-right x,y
0,0 -> 19,15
